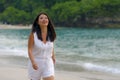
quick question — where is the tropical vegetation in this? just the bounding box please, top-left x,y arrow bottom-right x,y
0,0 -> 120,27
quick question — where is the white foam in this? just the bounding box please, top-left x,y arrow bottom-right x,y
0,48 -> 28,58
84,63 -> 120,74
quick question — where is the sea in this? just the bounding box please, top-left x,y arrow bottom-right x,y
1,27 -> 120,75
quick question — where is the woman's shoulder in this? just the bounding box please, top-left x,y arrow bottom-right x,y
29,32 -> 35,39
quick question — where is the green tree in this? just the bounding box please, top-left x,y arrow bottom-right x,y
51,1 -> 81,26
0,0 -> 120,27
0,7 -> 30,24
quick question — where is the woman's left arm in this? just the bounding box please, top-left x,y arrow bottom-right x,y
52,48 -> 56,64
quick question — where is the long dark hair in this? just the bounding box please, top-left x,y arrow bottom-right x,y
31,12 -> 56,42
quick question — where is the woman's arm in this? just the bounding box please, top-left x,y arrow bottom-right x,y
28,32 -> 38,70
52,48 -> 56,64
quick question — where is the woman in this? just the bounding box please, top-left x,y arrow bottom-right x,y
28,12 -> 56,80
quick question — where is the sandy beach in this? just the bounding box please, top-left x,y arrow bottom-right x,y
0,24 -> 31,29
0,59 -> 120,80
0,51 -> 120,80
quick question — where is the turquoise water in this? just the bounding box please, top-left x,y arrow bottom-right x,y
1,28 -> 120,74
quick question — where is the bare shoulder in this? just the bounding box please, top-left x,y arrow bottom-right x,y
29,32 -> 34,38
28,32 -> 34,41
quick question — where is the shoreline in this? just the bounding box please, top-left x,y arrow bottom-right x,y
0,65 -> 120,80
0,24 -> 31,29
1,24 -> 120,29
0,54 -> 120,80
0,49 -> 120,80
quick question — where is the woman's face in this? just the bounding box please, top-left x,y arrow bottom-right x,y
38,14 -> 49,27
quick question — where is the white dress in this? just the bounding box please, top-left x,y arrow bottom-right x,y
28,32 -> 54,80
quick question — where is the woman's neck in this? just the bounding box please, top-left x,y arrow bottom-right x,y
40,26 -> 47,34
40,26 -> 47,42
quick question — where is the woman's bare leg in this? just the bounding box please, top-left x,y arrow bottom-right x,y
30,79 -> 40,80
43,76 -> 54,80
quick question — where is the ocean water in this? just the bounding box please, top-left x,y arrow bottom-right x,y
1,27 -> 120,74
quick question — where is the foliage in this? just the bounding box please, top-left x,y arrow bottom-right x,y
0,0 -> 120,27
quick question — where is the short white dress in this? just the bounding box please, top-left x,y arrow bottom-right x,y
28,32 -> 54,80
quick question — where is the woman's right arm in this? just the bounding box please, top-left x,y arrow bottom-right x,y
28,32 -> 38,70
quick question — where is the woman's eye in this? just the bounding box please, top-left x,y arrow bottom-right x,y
45,17 -> 48,19
39,16 -> 48,19
40,17 -> 43,19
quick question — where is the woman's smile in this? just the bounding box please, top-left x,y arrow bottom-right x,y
38,14 -> 49,27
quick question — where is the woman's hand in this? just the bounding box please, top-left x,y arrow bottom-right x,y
32,63 -> 38,70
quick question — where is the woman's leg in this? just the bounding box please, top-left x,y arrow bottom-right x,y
43,76 -> 54,80
30,79 -> 40,80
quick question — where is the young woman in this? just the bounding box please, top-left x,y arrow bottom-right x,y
28,12 -> 56,80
